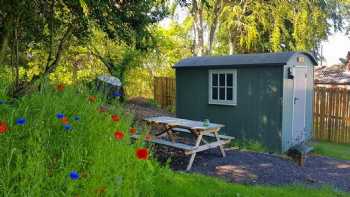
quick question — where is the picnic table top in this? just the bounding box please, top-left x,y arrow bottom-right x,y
143,116 -> 224,131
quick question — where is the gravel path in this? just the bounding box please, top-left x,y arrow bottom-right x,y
126,97 -> 174,123
158,148 -> 350,192
126,98 -> 350,192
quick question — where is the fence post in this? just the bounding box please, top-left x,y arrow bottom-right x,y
153,77 -> 176,109
313,84 -> 350,144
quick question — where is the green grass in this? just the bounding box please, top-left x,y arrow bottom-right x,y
0,83 -> 348,196
155,170 -> 348,197
312,141 -> 350,161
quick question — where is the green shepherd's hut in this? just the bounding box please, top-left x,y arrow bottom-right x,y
174,52 -> 317,152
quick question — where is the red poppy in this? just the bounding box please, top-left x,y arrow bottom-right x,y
135,148 -> 149,160
61,117 -> 69,125
56,84 -> 65,92
111,114 -> 120,122
129,127 -> 137,135
0,122 -> 8,134
114,131 -> 124,140
88,96 -> 97,103
144,134 -> 152,142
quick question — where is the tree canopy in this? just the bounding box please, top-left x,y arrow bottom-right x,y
175,0 -> 346,58
0,0 -> 349,98
0,0 -> 167,97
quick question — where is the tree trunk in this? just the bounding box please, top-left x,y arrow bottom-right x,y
192,0 -> 204,56
207,0 -> 223,55
229,31 -> 235,55
14,19 -> 19,86
44,24 -> 74,75
46,0 -> 55,68
191,25 -> 197,55
89,47 -> 114,74
0,29 -> 9,64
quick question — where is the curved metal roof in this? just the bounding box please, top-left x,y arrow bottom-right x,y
173,52 -> 317,68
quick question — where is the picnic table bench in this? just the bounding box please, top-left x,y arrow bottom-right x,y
131,116 -> 234,171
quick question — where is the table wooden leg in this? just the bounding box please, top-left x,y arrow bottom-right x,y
214,131 -> 226,157
165,126 -> 176,143
186,134 -> 203,171
155,125 -> 176,143
189,129 -> 210,144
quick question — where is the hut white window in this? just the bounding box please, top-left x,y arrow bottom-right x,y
209,69 -> 237,106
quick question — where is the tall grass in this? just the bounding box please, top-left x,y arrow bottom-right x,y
0,84 -> 158,196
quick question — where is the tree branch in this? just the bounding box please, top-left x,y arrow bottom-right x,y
88,46 -> 114,74
45,0 -> 55,68
44,23 -> 74,75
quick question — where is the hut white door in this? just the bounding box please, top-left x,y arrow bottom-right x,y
292,67 -> 308,145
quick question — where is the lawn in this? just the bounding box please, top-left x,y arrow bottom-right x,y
0,84 -> 348,196
312,141 -> 350,161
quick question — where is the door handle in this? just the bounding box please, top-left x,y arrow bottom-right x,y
294,97 -> 299,104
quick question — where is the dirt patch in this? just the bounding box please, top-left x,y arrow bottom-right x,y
126,97 -> 174,123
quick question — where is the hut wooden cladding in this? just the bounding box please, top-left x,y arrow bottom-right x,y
155,79 -> 350,144
161,52 -> 320,152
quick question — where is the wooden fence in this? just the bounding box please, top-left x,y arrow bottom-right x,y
153,77 -> 350,143
314,86 -> 350,143
154,77 -> 176,108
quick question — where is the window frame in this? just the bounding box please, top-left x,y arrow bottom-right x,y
208,69 -> 237,106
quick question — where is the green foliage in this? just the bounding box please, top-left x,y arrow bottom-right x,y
0,66 -> 12,98
217,0 -> 330,54
0,0 -> 168,98
312,141 -> 350,161
166,105 -> 176,114
125,23 -> 191,98
87,0 -> 168,50
155,169 -> 348,197
22,38 -> 108,85
146,99 -> 161,109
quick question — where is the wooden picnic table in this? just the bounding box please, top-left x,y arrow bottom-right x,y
132,116 -> 233,171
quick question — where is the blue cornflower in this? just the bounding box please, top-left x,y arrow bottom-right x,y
69,171 -> 79,180
72,115 -> 80,121
112,91 -> 122,97
0,99 -> 5,104
16,118 -> 26,125
56,113 -> 65,119
64,124 -> 72,131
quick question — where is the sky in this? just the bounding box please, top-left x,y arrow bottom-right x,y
321,32 -> 350,66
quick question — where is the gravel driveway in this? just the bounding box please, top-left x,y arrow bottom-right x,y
160,148 -> 350,192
